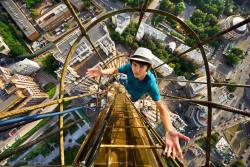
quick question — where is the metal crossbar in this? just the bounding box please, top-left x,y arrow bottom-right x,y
100,144 -> 162,149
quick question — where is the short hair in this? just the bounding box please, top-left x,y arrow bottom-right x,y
130,60 -> 151,70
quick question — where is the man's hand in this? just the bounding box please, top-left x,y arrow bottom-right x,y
86,66 -> 102,78
164,130 -> 190,160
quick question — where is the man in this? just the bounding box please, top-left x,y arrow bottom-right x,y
86,47 -> 190,160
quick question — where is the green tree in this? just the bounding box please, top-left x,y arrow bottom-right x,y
0,22 -> 27,56
30,9 -> 40,18
226,48 -> 245,65
175,2 -> 186,15
226,81 -> 237,92
152,15 -> 166,26
82,0 -> 92,8
205,14 -> 218,26
190,9 -> 206,27
159,0 -> 176,14
23,0 -> 42,8
39,53 -> 59,77
231,48 -> 244,58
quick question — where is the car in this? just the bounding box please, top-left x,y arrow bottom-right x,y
56,32 -> 61,36
54,27 -> 61,32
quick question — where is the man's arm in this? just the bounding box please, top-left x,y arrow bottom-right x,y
101,68 -> 118,75
155,100 -> 190,159
86,66 -> 117,77
155,100 -> 174,132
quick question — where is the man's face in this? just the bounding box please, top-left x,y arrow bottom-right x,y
131,61 -> 148,80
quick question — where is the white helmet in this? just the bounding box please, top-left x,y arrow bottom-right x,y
130,47 -> 153,66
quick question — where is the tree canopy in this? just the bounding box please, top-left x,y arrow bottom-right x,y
226,48 -> 245,65
23,0 -> 42,8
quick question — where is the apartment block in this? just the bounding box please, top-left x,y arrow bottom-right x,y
0,67 -> 48,112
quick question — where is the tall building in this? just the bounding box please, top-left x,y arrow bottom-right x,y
136,23 -> 167,41
0,67 -> 48,112
1,0 -> 40,41
112,13 -> 131,34
220,15 -> 248,40
9,58 -> 40,75
36,3 -> 71,32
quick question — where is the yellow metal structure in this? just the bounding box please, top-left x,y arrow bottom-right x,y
73,85 -> 183,167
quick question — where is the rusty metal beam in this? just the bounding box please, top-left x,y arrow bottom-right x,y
0,91 -> 106,119
161,94 -> 250,117
157,78 -> 250,88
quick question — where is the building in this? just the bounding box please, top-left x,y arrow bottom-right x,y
167,42 -> 176,53
112,13 -> 131,34
135,99 -> 187,131
185,76 -> 214,98
174,76 -> 187,90
220,15 -> 248,40
54,23 -> 116,93
54,24 -> 115,65
36,3 -> 71,32
0,67 -> 48,112
175,44 -> 214,70
185,104 -> 207,128
136,23 -> 167,41
0,0 -> 40,41
9,58 -> 40,75
70,0 -> 84,12
148,52 -> 173,77
215,137 -> 236,165
0,36 -> 10,55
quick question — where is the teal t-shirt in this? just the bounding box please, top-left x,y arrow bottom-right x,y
118,64 -> 161,102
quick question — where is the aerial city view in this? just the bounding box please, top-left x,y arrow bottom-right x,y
0,0 -> 249,166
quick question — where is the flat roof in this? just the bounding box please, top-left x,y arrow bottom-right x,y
36,3 -> 68,24
1,0 -> 38,37
55,24 -> 107,60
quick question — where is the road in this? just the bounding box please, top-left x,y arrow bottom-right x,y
182,4 -> 196,20
94,0 -> 124,11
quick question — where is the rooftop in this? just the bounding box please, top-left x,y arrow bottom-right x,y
232,16 -> 247,32
0,0 -> 38,37
36,3 -> 68,23
55,24 -> 108,61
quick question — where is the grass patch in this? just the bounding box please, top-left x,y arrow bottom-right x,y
39,53 -> 59,77
7,119 -> 49,162
196,133 -> 219,149
43,82 -> 56,99
65,146 -> 80,165
47,86 -> 56,99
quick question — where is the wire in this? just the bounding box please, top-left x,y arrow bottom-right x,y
0,106 -> 95,127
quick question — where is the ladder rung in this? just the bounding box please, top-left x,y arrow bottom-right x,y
108,126 -> 147,128
110,116 -> 141,119
100,144 -> 162,149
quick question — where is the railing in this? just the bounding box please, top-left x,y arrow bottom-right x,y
0,0 -> 249,166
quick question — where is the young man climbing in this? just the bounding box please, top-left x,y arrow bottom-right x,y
86,47 -> 190,160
